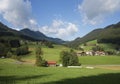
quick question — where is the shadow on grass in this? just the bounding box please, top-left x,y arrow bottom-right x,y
42,73 -> 120,84
0,74 -> 50,84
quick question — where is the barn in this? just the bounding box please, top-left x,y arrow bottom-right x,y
47,61 -> 56,67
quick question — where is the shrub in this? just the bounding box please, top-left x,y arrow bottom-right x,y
6,52 -> 12,58
9,40 -> 20,48
41,60 -> 48,67
92,46 -> 104,51
106,50 -> 116,55
11,55 -> 22,61
0,43 -> 10,57
16,45 -> 29,56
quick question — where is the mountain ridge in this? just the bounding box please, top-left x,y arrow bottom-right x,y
67,21 -> 120,48
20,28 -> 65,44
0,22 -> 65,44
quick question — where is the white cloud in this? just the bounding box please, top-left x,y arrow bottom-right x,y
78,0 -> 120,25
0,0 -> 37,29
40,20 -> 78,40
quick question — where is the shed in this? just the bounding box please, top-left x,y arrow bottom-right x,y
47,61 -> 56,67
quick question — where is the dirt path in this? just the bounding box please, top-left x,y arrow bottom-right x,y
95,65 -> 120,70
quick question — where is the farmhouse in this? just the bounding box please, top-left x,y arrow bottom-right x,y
47,61 -> 56,67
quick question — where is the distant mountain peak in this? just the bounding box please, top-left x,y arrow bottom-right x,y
117,21 -> 120,25
20,28 -> 33,31
20,28 -> 65,44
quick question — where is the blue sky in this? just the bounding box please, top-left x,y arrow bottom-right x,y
0,0 -> 120,41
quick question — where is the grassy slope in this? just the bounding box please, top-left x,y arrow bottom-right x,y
22,44 -> 70,62
80,40 -> 117,51
0,58 -> 120,84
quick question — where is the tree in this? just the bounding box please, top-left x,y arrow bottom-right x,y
46,41 -> 54,48
60,49 -> 80,67
69,50 -> 80,66
35,46 -> 47,67
35,46 -> 43,66
60,51 -> 70,67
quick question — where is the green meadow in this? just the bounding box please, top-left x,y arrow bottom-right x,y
0,44 -> 120,84
79,56 -> 120,65
0,58 -> 120,84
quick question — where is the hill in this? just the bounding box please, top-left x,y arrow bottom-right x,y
67,22 -> 120,48
0,22 -> 65,44
20,28 -> 65,44
0,22 -> 39,41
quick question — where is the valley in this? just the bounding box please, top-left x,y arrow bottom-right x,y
0,21 -> 120,84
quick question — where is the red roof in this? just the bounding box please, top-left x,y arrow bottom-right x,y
47,61 -> 56,65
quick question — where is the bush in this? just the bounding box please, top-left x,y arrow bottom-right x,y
6,52 -> 12,58
9,40 -> 20,48
106,50 -> 116,55
16,45 -> 29,56
0,43 -> 10,57
11,55 -> 22,61
92,46 -> 104,51
41,60 -> 48,67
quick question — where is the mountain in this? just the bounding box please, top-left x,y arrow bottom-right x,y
0,22 -> 39,41
20,28 -> 47,40
20,28 -> 65,44
67,22 -> 120,48
0,22 -> 65,44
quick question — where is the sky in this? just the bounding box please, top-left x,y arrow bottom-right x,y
0,0 -> 120,41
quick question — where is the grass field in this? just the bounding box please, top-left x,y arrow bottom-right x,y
0,44 -> 120,84
0,58 -> 120,84
22,44 -> 70,61
80,40 -> 118,51
79,56 -> 120,65
22,44 -> 120,64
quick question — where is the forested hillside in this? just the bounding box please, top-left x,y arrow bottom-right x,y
67,22 -> 120,48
